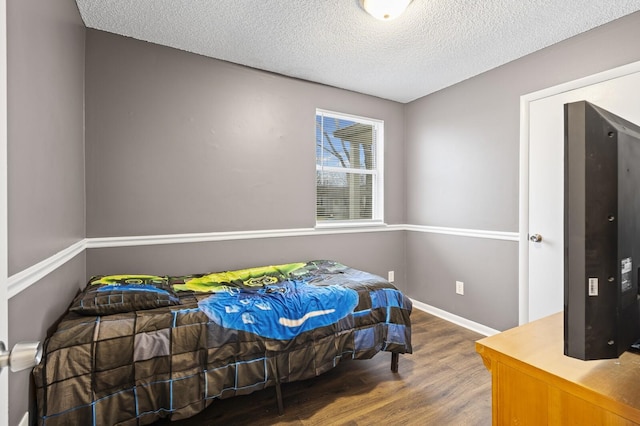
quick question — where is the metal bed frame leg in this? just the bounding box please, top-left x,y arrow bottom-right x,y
275,381 -> 284,415
273,354 -> 398,414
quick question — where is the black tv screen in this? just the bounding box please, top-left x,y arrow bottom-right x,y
564,100 -> 640,360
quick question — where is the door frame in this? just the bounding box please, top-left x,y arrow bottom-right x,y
518,60 -> 640,325
1,0 -> 8,424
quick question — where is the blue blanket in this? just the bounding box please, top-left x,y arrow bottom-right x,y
198,280 -> 359,340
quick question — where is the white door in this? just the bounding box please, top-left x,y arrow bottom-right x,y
526,67 -> 640,322
0,0 -> 8,424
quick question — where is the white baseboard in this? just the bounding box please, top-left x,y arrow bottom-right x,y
411,298 -> 500,336
18,411 -> 28,426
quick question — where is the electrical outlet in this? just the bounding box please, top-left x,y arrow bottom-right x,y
388,271 -> 395,282
456,281 -> 464,295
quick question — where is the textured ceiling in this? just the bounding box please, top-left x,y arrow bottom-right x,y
75,0 -> 640,103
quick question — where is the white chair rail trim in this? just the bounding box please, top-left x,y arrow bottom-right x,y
404,224 -> 518,241
7,240 -> 86,299
8,224 -> 518,299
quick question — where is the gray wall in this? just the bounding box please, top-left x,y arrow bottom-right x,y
8,255 -> 86,426
406,233 -> 518,330
7,0 -> 86,275
84,29 -> 407,295
85,30 -> 406,237
6,0 -> 86,424
87,232 -> 407,294
405,11 -> 640,330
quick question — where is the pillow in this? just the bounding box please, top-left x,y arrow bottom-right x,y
69,275 -> 181,315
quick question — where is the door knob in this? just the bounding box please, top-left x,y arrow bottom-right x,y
0,340 -> 42,373
530,234 -> 543,243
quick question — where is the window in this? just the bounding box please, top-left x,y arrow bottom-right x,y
315,109 -> 383,225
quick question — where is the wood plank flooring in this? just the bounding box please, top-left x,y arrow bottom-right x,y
156,309 -> 492,425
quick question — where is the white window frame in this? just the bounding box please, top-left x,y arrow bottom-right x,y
315,109 -> 384,228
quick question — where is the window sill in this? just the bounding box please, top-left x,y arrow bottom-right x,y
315,221 -> 388,230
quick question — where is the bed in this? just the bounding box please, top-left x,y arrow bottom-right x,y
33,260 -> 412,425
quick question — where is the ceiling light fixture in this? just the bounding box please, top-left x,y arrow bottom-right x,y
360,0 -> 412,21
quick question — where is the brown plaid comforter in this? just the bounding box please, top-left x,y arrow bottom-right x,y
33,260 -> 412,425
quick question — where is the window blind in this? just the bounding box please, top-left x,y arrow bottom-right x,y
315,110 -> 382,223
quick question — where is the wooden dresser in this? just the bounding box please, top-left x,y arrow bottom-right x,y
476,312 -> 640,425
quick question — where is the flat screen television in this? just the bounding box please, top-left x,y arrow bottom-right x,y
564,100 -> 640,360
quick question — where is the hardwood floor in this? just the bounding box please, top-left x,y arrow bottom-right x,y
157,309 -> 492,425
